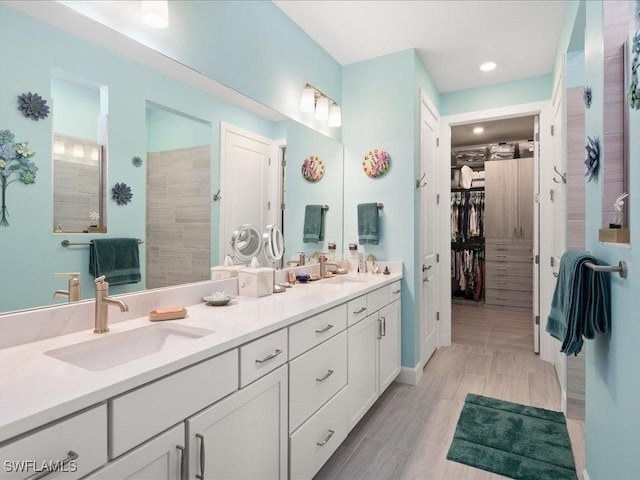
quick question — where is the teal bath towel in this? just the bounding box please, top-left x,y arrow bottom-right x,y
303,205 -> 325,243
357,203 -> 379,245
546,250 -> 610,355
89,238 -> 141,286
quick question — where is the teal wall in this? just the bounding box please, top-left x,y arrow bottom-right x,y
0,5 -> 279,312
146,107 -> 211,153
583,2 -> 640,478
566,51 -> 586,87
51,77 -> 100,140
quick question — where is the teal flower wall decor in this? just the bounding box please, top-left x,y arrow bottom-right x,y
112,182 -> 133,205
0,129 -> 37,226
131,156 -> 143,167
583,87 -> 592,108
17,92 -> 50,121
585,136 -> 600,183
629,31 -> 640,110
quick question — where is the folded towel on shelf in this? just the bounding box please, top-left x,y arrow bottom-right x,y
546,250 -> 611,355
303,205 -> 325,243
89,238 -> 141,286
357,203 -> 380,245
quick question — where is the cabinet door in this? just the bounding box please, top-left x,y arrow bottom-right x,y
485,159 -> 518,240
517,156 -> 535,240
347,313 -> 379,431
378,300 -> 401,393
187,366 -> 287,480
84,425 -> 185,480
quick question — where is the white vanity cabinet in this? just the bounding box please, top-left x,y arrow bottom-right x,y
0,405 -> 107,480
84,425 -> 185,480
186,365 -> 288,480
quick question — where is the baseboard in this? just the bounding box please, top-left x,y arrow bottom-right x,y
395,362 -> 423,386
583,468 -> 590,480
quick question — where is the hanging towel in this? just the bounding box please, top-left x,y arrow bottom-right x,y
357,203 -> 380,245
546,250 -> 611,355
89,238 -> 141,286
303,205 -> 325,243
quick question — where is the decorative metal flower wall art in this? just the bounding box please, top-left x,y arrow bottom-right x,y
131,156 -> 143,167
585,136 -> 600,182
17,92 -> 50,121
629,31 -> 640,110
112,182 -> 133,205
583,87 -> 592,108
0,129 -> 37,226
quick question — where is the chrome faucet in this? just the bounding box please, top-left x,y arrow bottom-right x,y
287,252 -> 306,267
93,275 -> 129,333
319,254 -> 340,278
53,272 -> 81,303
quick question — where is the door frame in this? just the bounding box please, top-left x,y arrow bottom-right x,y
439,100 -> 555,365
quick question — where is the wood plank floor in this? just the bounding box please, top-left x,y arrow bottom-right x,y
314,303 -> 585,480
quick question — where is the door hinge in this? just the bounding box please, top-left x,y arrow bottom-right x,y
535,315 -> 540,325
550,125 -> 554,136
535,255 -> 540,265
550,189 -> 554,202
436,137 -> 440,147
436,193 -> 440,204
281,202 -> 286,210
535,131 -> 540,141
436,253 -> 440,263
550,256 -> 554,267
436,311 -> 440,321
268,157 -> 271,166
282,159 -> 286,167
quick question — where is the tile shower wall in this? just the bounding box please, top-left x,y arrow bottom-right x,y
146,145 -> 211,289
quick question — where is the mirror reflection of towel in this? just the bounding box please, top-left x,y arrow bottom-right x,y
358,203 -> 379,245
303,205 -> 325,243
89,238 -> 141,285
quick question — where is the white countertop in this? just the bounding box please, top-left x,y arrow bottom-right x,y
0,271 -> 401,443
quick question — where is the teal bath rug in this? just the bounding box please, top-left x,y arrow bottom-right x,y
447,393 -> 577,480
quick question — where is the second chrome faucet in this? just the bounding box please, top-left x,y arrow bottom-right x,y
93,275 -> 129,333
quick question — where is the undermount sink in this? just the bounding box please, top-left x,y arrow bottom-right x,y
324,276 -> 370,284
45,323 -> 214,371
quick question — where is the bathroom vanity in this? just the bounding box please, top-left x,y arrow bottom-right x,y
0,269 -> 401,480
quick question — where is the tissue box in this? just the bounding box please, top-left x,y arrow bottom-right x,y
238,268 -> 274,297
211,265 -> 246,280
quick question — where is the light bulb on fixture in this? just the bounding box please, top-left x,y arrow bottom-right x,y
141,0 -> 169,29
91,148 -> 99,161
53,140 -> 65,155
479,61 -> 496,72
328,103 -> 342,127
315,96 -> 329,120
72,144 -> 84,158
299,86 -> 315,112
473,127 -> 484,134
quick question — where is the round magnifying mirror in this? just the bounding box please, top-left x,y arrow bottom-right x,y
263,224 -> 286,293
230,224 -> 262,263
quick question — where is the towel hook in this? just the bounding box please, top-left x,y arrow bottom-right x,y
213,189 -> 222,201
416,173 -> 427,188
552,166 -> 567,184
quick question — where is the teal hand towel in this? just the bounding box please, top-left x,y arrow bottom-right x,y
303,205 -> 325,243
546,250 -> 610,355
89,238 -> 141,286
358,203 -> 379,245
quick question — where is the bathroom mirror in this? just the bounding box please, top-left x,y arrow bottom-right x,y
231,225 -> 263,264
0,2 -> 344,314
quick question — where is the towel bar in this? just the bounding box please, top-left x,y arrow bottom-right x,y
377,203 -> 384,209
584,260 -> 628,279
322,205 -> 329,211
61,239 -> 144,247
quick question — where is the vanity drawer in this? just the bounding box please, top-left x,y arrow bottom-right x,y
366,285 -> 390,313
389,281 -> 402,302
485,288 -> 533,309
0,404 -> 107,479
289,386 -> 348,480
289,304 -> 346,358
110,349 -> 238,458
289,330 -> 347,433
347,296 -> 368,327
240,328 -> 288,387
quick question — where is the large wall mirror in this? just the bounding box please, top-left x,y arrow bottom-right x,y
0,2 -> 344,314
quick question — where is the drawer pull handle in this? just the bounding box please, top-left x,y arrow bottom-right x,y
315,324 -> 334,334
316,429 -> 336,447
176,445 -> 186,480
392,289 -> 401,294
25,451 -> 79,480
381,316 -> 387,337
377,318 -> 382,339
496,282 -> 507,286
316,369 -> 335,382
255,349 -> 283,364
196,434 -> 205,480
353,307 -> 367,314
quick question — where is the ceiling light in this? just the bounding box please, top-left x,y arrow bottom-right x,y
299,85 -> 315,113
473,127 -> 484,134
141,1 -> 169,29
480,62 -> 496,72
315,96 -> 329,120
328,104 -> 342,127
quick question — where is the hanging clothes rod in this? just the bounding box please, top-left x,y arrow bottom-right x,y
584,260 -> 628,279
61,239 -> 144,247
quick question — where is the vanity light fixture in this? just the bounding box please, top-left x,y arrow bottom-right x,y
141,0 -> 169,29
53,140 -> 66,155
473,126 -> 484,134
72,144 -> 84,158
480,61 -> 497,72
299,83 -> 341,127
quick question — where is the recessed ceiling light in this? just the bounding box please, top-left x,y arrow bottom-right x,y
473,127 -> 484,134
480,62 -> 496,72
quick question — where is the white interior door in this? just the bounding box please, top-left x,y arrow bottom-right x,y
419,94 -> 439,367
220,123 -> 273,264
